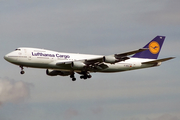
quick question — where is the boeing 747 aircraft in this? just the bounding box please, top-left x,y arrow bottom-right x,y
4,36 -> 174,81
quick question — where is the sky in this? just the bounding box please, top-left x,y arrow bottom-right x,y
0,0 -> 180,120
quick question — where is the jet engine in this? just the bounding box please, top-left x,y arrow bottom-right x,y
71,61 -> 86,69
103,56 -> 119,64
46,69 -> 72,76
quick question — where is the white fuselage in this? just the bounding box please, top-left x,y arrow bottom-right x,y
4,47 -> 157,73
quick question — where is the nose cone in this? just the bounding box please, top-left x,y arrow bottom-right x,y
4,53 -> 11,62
4,52 -> 17,63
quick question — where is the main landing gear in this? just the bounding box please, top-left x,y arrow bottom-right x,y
70,73 -> 76,81
70,72 -> 92,81
79,72 -> 92,80
80,74 -> 92,79
20,66 -> 25,74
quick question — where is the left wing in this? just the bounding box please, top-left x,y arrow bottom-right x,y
115,48 -> 149,57
56,48 -> 148,69
84,48 -> 148,65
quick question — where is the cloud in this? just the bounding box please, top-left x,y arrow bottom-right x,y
91,106 -> 103,115
123,114 -> 180,120
151,114 -> 179,120
0,78 -> 33,105
63,108 -> 79,120
138,0 -> 180,25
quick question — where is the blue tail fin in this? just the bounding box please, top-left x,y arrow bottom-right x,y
132,36 -> 165,59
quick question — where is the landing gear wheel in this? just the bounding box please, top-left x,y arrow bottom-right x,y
70,74 -> 74,78
72,78 -> 76,81
83,76 -> 87,79
20,66 -> 25,75
20,71 -> 25,74
80,76 -> 87,80
80,76 -> 84,79
87,75 -> 92,78
70,72 -> 76,81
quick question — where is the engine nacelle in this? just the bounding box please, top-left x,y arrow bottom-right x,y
71,61 -> 86,69
46,69 -> 72,76
103,56 -> 118,64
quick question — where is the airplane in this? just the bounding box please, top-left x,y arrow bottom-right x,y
4,36 -> 175,81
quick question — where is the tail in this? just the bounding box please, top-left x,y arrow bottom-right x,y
132,36 -> 165,59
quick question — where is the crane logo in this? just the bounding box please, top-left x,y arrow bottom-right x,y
149,41 -> 160,54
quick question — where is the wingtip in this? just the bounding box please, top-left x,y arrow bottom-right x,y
170,57 -> 176,59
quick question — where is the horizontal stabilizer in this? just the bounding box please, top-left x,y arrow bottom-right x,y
142,57 -> 175,64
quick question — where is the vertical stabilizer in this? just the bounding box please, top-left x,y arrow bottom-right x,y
132,36 -> 165,59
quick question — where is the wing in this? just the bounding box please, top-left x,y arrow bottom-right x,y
142,57 -> 175,64
84,48 -> 148,65
56,48 -> 148,71
115,48 -> 149,57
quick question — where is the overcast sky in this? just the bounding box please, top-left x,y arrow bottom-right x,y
0,0 -> 180,120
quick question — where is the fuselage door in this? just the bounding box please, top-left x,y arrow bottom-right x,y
24,49 -> 31,60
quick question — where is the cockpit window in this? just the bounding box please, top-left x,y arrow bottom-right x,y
15,49 -> 21,51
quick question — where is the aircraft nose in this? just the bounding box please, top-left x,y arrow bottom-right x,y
4,53 -> 10,61
4,54 -> 8,61
4,53 -> 16,62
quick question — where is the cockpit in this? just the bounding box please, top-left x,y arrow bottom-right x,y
15,48 -> 21,51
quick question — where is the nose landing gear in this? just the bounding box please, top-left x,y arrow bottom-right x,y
20,66 -> 25,74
